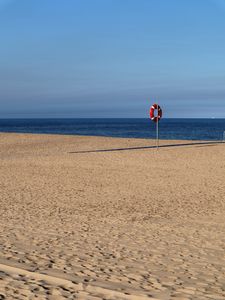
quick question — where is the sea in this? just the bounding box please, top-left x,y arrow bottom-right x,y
0,118 -> 225,141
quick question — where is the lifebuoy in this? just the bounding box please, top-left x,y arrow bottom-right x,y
150,104 -> 162,122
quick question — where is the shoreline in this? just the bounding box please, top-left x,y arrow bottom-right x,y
0,131 -> 223,143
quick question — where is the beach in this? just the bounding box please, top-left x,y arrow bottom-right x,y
0,133 -> 225,299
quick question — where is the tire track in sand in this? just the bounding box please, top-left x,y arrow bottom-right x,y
0,262 -> 159,300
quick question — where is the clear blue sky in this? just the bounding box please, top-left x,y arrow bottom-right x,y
0,0 -> 225,118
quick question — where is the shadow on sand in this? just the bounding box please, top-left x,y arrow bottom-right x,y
69,141 -> 223,154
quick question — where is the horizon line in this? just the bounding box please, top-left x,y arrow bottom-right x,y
0,117 -> 225,120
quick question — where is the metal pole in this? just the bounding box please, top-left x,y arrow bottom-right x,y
156,104 -> 159,150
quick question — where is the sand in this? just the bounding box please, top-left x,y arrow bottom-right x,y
0,133 -> 225,300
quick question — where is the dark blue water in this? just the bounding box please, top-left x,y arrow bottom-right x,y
0,118 -> 225,141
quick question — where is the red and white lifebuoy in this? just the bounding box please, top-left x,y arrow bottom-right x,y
150,104 -> 162,122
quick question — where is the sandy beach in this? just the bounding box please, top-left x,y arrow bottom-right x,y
0,133 -> 225,300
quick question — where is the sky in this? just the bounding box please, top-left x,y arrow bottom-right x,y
0,0 -> 225,118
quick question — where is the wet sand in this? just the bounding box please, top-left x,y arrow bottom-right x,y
0,133 -> 225,300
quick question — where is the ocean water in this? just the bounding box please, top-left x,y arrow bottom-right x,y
0,118 -> 225,141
